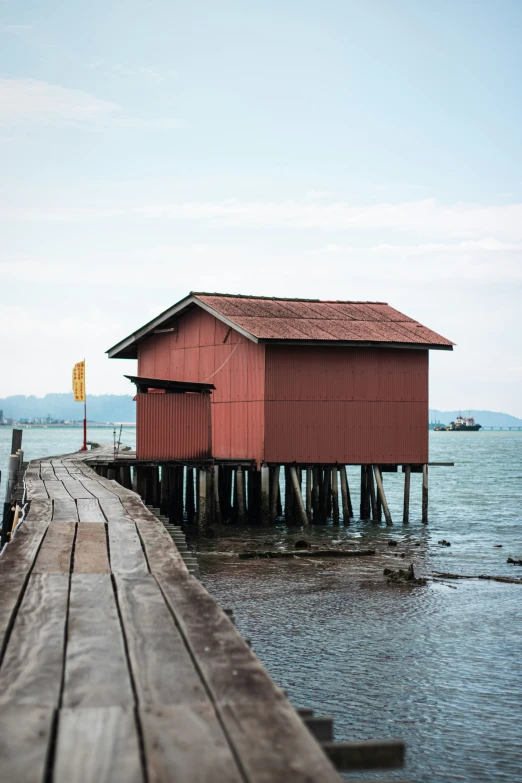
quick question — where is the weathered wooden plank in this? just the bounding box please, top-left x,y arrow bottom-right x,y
141,703 -> 243,783
61,479 -> 95,500
0,574 -> 69,707
321,739 -> 405,771
63,574 -> 134,708
107,520 -> 148,575
25,478 -> 49,500
74,524 -> 110,574
33,522 -> 75,574
0,499 -> 52,575
0,706 -> 54,783
121,498 -> 187,577
0,571 -> 29,657
52,498 -> 79,523
78,478 -> 119,500
115,575 -> 207,705
77,498 -> 106,523
157,573 -> 284,705
220,701 -> 342,782
54,706 -> 144,783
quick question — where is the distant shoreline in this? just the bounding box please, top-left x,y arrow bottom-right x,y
0,423 -> 136,429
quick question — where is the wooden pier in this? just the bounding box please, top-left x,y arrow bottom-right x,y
0,443 -> 405,782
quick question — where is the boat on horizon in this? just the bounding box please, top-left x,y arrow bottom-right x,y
434,415 -> 482,431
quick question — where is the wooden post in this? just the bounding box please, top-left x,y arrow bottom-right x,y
196,468 -> 208,533
186,468 -> 195,524
368,466 -> 378,521
206,469 -> 213,525
270,465 -> 280,522
320,467 -> 331,523
120,464 -> 132,489
135,466 -> 147,500
160,466 -> 170,515
331,467 -> 340,526
212,465 -> 222,525
236,466 -> 246,525
422,464 -> 428,524
289,466 -> 309,527
312,466 -> 321,523
340,466 -> 352,524
359,466 -> 366,519
374,465 -> 392,526
107,466 -> 117,481
305,466 -> 312,523
260,465 -> 270,527
284,466 -> 294,524
403,465 -> 411,524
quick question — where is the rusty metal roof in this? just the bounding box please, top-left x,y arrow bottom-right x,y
192,293 -> 454,348
107,292 -> 453,359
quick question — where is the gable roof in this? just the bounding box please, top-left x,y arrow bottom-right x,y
107,292 -> 454,359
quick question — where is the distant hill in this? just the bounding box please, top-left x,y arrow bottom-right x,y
429,409 -> 522,427
0,394 -> 136,423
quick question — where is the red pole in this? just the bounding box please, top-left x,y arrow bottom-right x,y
81,400 -> 87,451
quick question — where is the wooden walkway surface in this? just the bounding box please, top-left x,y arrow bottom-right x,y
0,446 -> 346,783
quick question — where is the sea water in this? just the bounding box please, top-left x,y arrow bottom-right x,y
1,428 -> 520,782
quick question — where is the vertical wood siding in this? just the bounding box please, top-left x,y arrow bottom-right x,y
136,393 -> 211,460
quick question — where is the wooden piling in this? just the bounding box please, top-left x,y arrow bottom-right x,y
305,466 -> 312,523
320,467 -> 331,523
368,466 -> 378,521
289,466 -> 309,527
339,465 -> 352,524
331,468 -> 340,526
270,465 -> 280,522
236,466 -> 246,525
403,465 -> 411,524
213,465 -> 222,525
135,466 -> 147,501
373,465 -> 392,526
186,468 -> 195,524
160,466 -> 170,515
422,464 -> 428,524
260,465 -> 270,527
312,466 -> 321,523
197,468 -> 208,533
284,466 -> 295,524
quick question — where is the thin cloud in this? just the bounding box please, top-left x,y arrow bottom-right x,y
86,59 -> 175,78
0,77 -> 183,130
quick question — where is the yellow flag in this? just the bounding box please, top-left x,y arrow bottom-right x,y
72,361 -> 86,402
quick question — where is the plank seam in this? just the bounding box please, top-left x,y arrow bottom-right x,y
155,577 -> 251,783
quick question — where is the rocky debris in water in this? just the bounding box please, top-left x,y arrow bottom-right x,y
387,540 -> 398,547
493,545 -> 503,548
295,539 -> 311,550
239,548 -> 375,560
383,564 -> 427,586
507,557 -> 522,566
438,540 -> 451,546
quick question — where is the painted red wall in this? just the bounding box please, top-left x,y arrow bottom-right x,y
264,345 -> 428,464
137,307 -> 265,463
137,393 -> 211,460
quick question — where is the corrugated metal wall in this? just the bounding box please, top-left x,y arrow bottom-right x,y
264,346 -> 429,464
136,393 -> 211,460
137,308 -> 266,463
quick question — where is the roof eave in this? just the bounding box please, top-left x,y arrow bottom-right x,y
258,339 -> 454,351
106,294 -> 259,359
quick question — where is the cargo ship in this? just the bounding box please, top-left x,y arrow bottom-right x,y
434,415 -> 482,431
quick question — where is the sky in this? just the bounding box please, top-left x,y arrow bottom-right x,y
1,0 -> 521,415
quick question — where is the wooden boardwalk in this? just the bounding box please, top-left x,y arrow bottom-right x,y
0,446 -> 404,782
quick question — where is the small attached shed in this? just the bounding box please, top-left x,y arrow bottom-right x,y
108,293 -> 453,467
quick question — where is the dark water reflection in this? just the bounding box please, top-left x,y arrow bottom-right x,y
200,434 -> 522,783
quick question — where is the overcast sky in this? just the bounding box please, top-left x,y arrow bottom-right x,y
1,1 -> 521,415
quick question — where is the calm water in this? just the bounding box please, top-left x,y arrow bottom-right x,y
1,428 -> 521,782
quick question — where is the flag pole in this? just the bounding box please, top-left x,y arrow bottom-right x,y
80,358 -> 87,451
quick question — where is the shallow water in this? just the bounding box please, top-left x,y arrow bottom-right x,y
200,432 -> 522,783
1,427 -> 520,781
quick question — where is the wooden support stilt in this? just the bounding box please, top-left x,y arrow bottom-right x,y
320,467 -> 331,523
289,466 -> 309,527
260,465 -> 270,527
277,477 -> 282,518
186,468 -> 195,524
107,466 -> 117,481
197,468 -> 208,533
177,467 -> 185,523
368,466 -> 378,521
206,469 -> 213,525
403,465 -> 411,524
312,466 -> 321,523
119,465 -> 132,489
340,466 -> 352,524
359,466 -> 366,519
422,464 -> 428,524
236,466 -> 246,525
305,466 -> 312,523
270,465 -> 280,522
212,465 -> 222,526
160,466 -> 170,515
135,466 -> 147,500
284,466 -> 294,524
331,467 -> 340,526
374,465 -> 392,526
